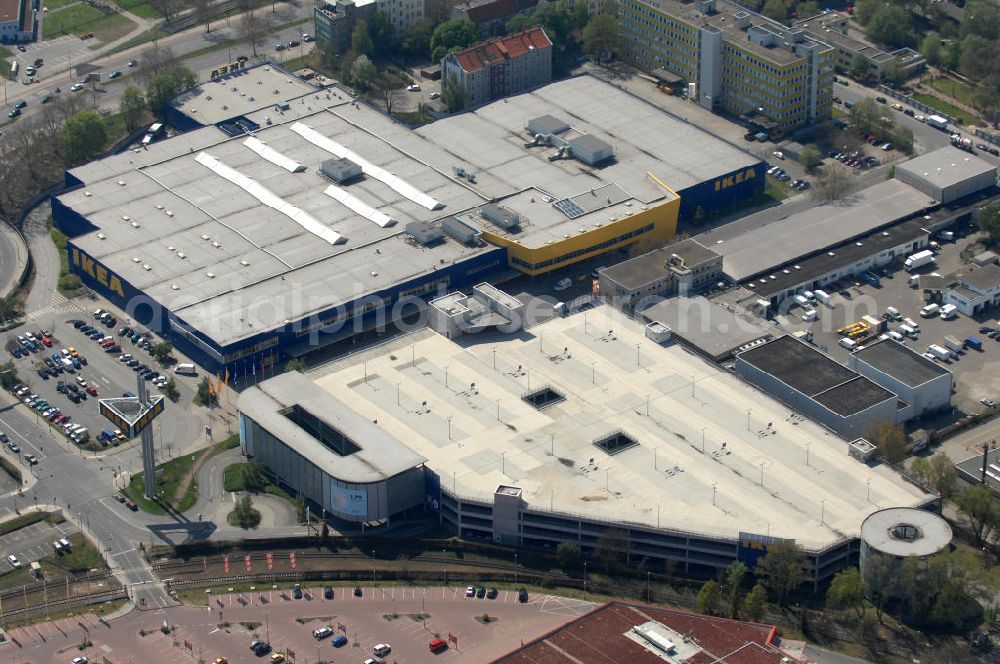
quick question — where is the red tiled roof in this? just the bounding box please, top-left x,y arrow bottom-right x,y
453,26 -> 552,73
493,601 -> 801,664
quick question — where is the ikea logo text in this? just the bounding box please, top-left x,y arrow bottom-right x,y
71,247 -> 125,298
714,168 -> 757,192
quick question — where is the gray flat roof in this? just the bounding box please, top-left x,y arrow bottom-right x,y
701,179 -> 932,282
896,147 -> 997,191
237,371 -> 428,483
60,75 -> 756,346
853,339 -> 951,387
639,296 -> 771,359
601,238 -> 720,291
860,507 -> 951,557
958,263 -> 1000,291
170,63 -> 318,125
301,306 -> 929,549
737,336 -> 895,417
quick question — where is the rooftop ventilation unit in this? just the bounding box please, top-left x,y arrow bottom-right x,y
526,114 -> 570,137
405,221 -> 444,245
569,134 -> 615,166
319,157 -> 363,184
481,204 -> 520,230
441,215 -> 482,246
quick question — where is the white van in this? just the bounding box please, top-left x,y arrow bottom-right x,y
802,309 -> 818,321
920,303 -> 940,318
174,363 -> 197,376
904,317 -> 919,331
939,304 -> 958,320
909,275 -> 920,288
839,337 -> 858,350
794,294 -> 809,307
373,644 -> 392,657
887,330 -> 905,342
899,324 -> 918,338
884,306 -> 901,321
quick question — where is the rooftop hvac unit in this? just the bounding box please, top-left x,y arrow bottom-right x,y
405,221 -> 444,245
441,215 -> 482,246
481,204 -> 520,229
526,114 -> 570,137
569,134 -> 615,166
319,157 -> 363,184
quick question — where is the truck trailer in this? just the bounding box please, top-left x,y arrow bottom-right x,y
943,335 -> 963,352
905,250 -> 935,271
951,134 -> 974,152
926,115 -> 949,130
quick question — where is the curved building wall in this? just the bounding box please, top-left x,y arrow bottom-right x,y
859,507 -> 951,596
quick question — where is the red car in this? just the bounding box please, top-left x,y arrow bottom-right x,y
101,339 -> 115,348
85,385 -> 97,396
41,337 -> 53,347
53,414 -> 68,424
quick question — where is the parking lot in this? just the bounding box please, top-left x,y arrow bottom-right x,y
0,518 -> 76,570
3,585 -> 592,663
3,310 -> 204,464
775,224 -> 1000,415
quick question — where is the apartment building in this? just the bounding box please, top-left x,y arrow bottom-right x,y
618,0 -> 834,130
313,0 -> 376,54
451,0 -> 540,36
441,27 -> 553,109
378,0 -> 424,32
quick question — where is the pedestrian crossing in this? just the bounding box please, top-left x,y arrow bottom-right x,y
24,292 -> 79,321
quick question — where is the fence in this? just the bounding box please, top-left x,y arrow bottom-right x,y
973,129 -> 1000,147
878,84 -> 957,125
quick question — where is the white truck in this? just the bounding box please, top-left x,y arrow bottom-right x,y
905,250 -> 936,271
920,303 -> 940,318
939,304 -> 958,319
926,114 -> 949,130
174,363 -> 197,376
927,344 -> 950,360
943,335 -> 964,352
839,337 -> 858,350
814,289 -> 831,305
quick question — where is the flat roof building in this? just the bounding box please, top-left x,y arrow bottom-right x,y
239,306 -> 932,581
849,339 -> 953,420
736,336 -> 904,439
794,12 -> 925,80
617,0 -> 835,130
895,146 -> 997,204
53,75 -> 758,375
599,238 -> 723,311
638,296 -> 772,361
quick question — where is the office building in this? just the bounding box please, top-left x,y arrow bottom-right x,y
314,0 -> 377,55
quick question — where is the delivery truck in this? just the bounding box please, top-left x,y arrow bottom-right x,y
927,344 -> 950,360
174,363 -> 197,376
926,114 -> 949,130
905,250 -> 936,271
943,336 -> 963,352
965,336 -> 983,351
939,304 -> 958,319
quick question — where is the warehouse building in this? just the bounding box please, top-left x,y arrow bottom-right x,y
53,75 -> 760,376
849,339 -> 953,420
238,307 -> 933,583
943,263 -> 1000,316
598,238 -> 723,312
895,147 -> 997,205
638,296 -> 772,362
735,336 -> 903,439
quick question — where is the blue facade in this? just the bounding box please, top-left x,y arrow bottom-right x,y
677,161 -> 766,219
54,192 -> 507,379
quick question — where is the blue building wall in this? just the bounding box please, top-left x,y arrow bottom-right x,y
677,161 -> 766,219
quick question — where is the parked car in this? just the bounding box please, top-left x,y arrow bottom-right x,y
554,277 -> 572,291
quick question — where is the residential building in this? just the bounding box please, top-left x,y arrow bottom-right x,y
794,11 -> 925,80
378,0 -> 424,33
617,0 -> 835,130
598,238 -> 723,311
943,264 -> 1000,316
441,27 -> 553,109
451,0 -> 540,36
0,0 -> 34,43
313,0 -> 376,55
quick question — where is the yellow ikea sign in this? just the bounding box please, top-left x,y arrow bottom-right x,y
71,247 -> 125,298
714,167 -> 758,192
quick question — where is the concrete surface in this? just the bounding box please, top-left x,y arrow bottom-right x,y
0,221 -> 28,302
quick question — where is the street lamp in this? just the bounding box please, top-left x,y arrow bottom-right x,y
583,561 -> 588,592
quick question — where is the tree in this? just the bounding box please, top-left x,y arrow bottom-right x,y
797,0 -> 819,18
556,542 -> 581,571
284,358 -> 307,373
401,19 -> 434,60
149,0 -> 184,22
581,13 -> 619,61
593,528 -> 629,572
868,421 -> 907,464
120,86 -> 146,132
161,377 -> 179,401
848,96 -> 886,135
921,34 -> 943,66
962,0 -> 1000,40
826,567 -> 866,619
352,20 -> 374,57
979,203 -> 1000,245
849,52 -> 872,80
145,67 -> 197,116
854,0 -> 879,25
380,85 -> 404,115
741,583 -> 766,621
891,126 -> 914,155
762,0 -> 787,22
0,361 -> 19,390
725,561 -> 747,618
152,341 -> 173,364
240,9 -> 267,59
430,18 -> 478,62
866,5 -> 913,49
755,541 -> 807,606
910,453 -> 958,498
799,144 -> 821,172
881,59 -> 907,87
195,376 -> 217,406
930,578 -> 971,631
194,0 -> 213,33
864,552 -> 896,623
0,294 -> 20,322
350,55 -> 377,92
695,579 -> 722,614
242,459 -> 268,492
231,494 -> 260,528
812,167 -> 854,203
295,493 -> 307,523
442,73 -> 466,112
370,12 -> 395,57
61,111 -> 107,165
956,483 -> 999,544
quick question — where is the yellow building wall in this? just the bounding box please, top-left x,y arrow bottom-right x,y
484,195 -> 680,276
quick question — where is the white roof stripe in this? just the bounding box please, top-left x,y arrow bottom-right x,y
195,151 -> 345,245
291,122 -> 443,211
323,184 -> 395,228
243,136 -> 306,173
